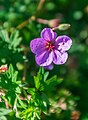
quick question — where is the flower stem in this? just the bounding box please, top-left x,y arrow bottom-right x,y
16,0 -> 45,29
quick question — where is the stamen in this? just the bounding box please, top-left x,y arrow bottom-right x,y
46,41 -> 55,51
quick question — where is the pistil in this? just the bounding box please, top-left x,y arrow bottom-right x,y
46,42 -> 55,51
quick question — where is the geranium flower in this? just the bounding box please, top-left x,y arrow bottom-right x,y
30,28 -> 72,69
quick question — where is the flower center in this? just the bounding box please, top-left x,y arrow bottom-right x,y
46,41 -> 55,51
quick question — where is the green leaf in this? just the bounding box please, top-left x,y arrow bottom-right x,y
12,71 -> 18,83
45,76 -> 63,90
17,95 -> 26,109
36,113 -> 40,119
8,64 -> 14,78
15,86 -> 21,94
44,72 -> 49,81
37,67 -> 44,81
34,76 -> 40,89
27,88 -> 36,95
7,64 -> 18,83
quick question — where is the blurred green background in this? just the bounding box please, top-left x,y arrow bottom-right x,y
0,0 -> 88,119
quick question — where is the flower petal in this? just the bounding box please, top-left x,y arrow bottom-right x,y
30,38 -> 45,54
55,35 -> 72,51
44,64 -> 54,70
53,50 -> 68,64
41,28 -> 57,42
35,51 -> 53,66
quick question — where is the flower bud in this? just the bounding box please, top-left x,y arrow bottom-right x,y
0,64 -> 8,73
48,19 -> 60,28
58,24 -> 71,31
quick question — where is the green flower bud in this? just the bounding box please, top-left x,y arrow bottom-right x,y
58,24 -> 71,31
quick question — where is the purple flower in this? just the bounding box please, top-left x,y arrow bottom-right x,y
30,28 -> 72,69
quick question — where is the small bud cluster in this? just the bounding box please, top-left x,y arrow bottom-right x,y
0,64 -> 8,73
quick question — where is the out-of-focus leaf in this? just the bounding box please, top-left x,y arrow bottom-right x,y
46,2 -> 55,10
73,11 -> 83,20
41,93 -> 50,105
0,108 -> 12,116
0,30 -> 9,43
0,116 -> 7,120
9,31 -> 22,48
